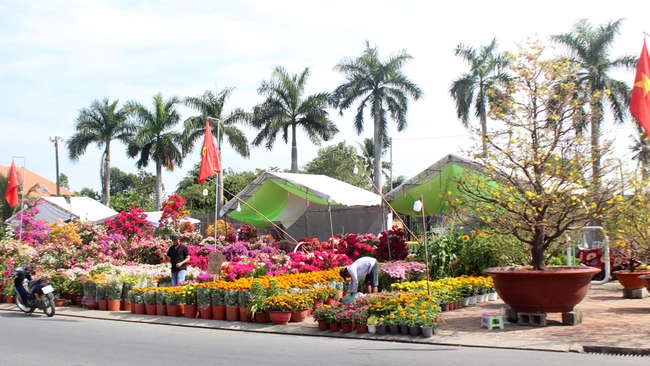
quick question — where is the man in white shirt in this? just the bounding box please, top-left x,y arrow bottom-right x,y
339,256 -> 379,294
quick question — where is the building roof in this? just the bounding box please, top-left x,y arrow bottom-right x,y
0,165 -> 74,198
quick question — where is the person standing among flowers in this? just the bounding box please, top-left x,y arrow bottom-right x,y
339,256 -> 379,296
167,232 -> 190,286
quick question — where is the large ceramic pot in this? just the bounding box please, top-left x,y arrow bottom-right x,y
638,274 -> 650,293
613,270 -> 650,289
483,266 -> 600,313
268,311 -> 292,325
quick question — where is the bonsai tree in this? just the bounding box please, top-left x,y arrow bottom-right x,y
454,38 -> 621,271
603,174 -> 650,271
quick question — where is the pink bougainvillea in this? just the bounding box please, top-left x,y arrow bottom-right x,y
103,206 -> 153,240
375,226 -> 408,261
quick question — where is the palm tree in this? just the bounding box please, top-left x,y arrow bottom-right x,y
251,66 -> 338,173
183,88 -> 250,218
126,93 -> 185,209
67,99 -> 135,206
357,137 -> 390,182
333,41 -> 423,192
449,38 -> 510,156
551,18 -> 637,183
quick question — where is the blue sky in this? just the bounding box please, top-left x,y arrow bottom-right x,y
0,0 -> 645,196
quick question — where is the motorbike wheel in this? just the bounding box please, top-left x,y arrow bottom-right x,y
42,293 -> 55,317
15,294 -> 35,315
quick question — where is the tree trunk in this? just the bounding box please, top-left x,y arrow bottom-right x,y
531,227 -> 546,270
590,101 -> 602,226
291,124 -> 298,173
103,145 -> 111,207
155,162 -> 163,210
373,111 -> 382,194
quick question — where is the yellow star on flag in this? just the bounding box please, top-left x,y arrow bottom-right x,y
635,72 -> 650,97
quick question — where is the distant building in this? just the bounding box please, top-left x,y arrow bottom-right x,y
0,165 -> 74,198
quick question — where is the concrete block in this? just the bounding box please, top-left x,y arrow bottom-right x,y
622,288 -> 648,299
517,312 -> 547,327
561,309 -> 583,326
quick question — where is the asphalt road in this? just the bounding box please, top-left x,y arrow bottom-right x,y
0,311 -> 647,366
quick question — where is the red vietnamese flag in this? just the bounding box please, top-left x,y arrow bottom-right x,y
4,159 -> 19,208
198,119 -> 221,184
631,39 -> 650,139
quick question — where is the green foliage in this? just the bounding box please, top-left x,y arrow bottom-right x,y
76,187 -> 101,201
302,141 -> 369,189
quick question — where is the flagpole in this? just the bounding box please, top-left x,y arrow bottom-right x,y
206,116 -> 222,245
12,156 -> 26,244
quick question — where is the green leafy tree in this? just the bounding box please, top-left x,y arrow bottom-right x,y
357,137 -> 391,183
126,93 -> 185,210
76,187 -> 101,201
110,190 -> 156,212
251,66 -> 339,173
108,168 -> 156,211
630,126 -> 650,180
333,41 -> 423,192
109,167 -> 137,196
449,38 -> 511,156
59,173 -> 70,190
67,98 -> 135,206
383,175 -> 406,194
551,18 -> 637,185
222,168 -> 263,201
183,87 -> 251,217
302,141 -> 368,189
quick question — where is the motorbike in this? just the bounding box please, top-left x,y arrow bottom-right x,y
11,265 -> 56,317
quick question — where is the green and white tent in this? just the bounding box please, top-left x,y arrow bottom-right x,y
385,154 -> 487,217
219,172 -> 384,241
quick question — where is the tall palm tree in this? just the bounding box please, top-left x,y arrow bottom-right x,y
551,19 -> 637,183
67,98 -> 135,206
449,38 -> 510,156
333,41 -> 423,192
251,66 -> 338,173
357,137 -> 390,182
183,87 -> 250,218
126,93 -> 185,210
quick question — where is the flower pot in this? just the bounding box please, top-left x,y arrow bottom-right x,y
225,305 -> 240,321
388,324 -> 400,334
357,323 -> 368,334
449,301 -> 455,311
212,305 -> 226,320
198,305 -> 213,319
324,298 -> 337,306
484,266 -> 601,313
184,304 -> 198,319
375,324 -> 387,335
145,304 -> 157,315
455,300 -> 462,309
6,296 -> 14,303
107,299 -> 121,311
440,303 -> 450,312
367,324 -> 377,334
400,324 -> 409,335
613,270 -> 650,289
135,303 -> 146,315
156,304 -> 167,316
74,296 -> 84,307
130,302 -> 136,314
421,325 -> 434,338
462,297 -> 470,307
166,305 -> 182,317
488,292 -> 498,301
341,323 -> 353,333
122,300 -> 130,311
269,311 -> 292,325
290,309 -> 309,323
54,298 -> 65,307
468,296 -> 477,305
639,274 -> 650,293
239,306 -> 253,322
329,322 -> 341,332
255,312 -> 269,323
409,325 -> 422,337
0,294 -> 5,303
318,321 -> 330,331
98,299 -> 108,311
312,301 -> 324,312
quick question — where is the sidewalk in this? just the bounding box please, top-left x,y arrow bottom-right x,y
2,281 -> 649,355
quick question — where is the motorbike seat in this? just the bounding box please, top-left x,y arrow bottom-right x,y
28,280 -> 39,289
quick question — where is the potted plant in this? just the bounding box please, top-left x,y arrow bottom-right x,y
210,288 -> 226,320
263,293 -> 296,325
143,290 -> 157,315
182,283 -> 198,319
196,286 -> 212,319
4,281 -> 15,303
312,304 -> 336,330
248,280 -> 268,323
455,40 -> 616,315
224,289 -> 240,321
366,315 -> 378,334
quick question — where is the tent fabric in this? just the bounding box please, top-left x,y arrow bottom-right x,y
220,172 -> 384,240
5,196 -> 118,224
385,154 -> 487,217
142,211 -> 200,228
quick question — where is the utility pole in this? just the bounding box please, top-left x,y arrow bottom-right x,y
50,136 -> 63,196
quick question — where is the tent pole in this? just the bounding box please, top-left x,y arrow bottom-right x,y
421,194 -> 431,296
328,201 -> 334,240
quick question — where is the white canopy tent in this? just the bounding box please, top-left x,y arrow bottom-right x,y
143,211 -> 200,228
5,196 -> 118,225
